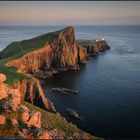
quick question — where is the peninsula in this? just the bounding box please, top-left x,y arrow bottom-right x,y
0,27 -> 110,139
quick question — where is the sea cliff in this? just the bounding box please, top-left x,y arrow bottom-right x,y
0,26 -> 110,139
5,27 -> 110,74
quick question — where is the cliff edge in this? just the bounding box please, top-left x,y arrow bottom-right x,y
0,73 -> 99,139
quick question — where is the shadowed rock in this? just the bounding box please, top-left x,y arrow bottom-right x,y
0,74 -> 6,83
0,115 -> 6,125
52,87 -> 79,94
27,111 -> 42,128
66,108 -> 86,121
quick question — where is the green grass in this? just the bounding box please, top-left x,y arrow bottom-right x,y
0,65 -> 30,85
76,39 -> 93,47
0,105 -> 20,138
0,100 -> 101,139
0,29 -> 61,62
23,100 -> 100,139
0,27 -> 64,85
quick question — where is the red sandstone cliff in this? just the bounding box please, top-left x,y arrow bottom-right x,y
6,27 -> 79,73
4,27 -> 110,113
6,27 -> 110,74
12,77 -> 56,112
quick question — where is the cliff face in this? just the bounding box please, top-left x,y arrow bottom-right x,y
6,44 -> 53,73
6,27 -> 110,74
51,27 -> 78,69
77,45 -> 88,63
86,40 -> 110,55
6,27 -> 79,73
12,77 -> 56,113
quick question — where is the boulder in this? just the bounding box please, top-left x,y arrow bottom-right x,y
27,111 -> 41,128
0,73 -> 6,83
0,115 -> 6,125
11,119 -> 19,127
0,83 -> 9,100
50,129 -> 65,139
18,129 -> 34,139
9,89 -> 21,111
0,100 -> 13,113
20,105 -> 30,122
37,130 -> 53,139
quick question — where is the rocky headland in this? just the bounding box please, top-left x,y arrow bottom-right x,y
0,73 -> 98,139
0,26 -> 110,139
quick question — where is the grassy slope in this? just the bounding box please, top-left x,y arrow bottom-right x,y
77,39 -> 93,47
0,29 -> 61,61
0,28 -> 61,85
23,101 -> 100,139
0,101 -> 101,139
0,65 -> 30,85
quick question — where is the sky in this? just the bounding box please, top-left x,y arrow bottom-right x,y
0,1 -> 140,25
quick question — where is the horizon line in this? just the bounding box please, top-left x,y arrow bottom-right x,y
0,24 -> 140,27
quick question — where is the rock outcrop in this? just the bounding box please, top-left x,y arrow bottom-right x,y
0,115 -> 6,125
0,74 -> 9,100
77,45 -> 88,63
0,74 -> 48,138
0,73 -> 94,139
12,77 -> 56,113
85,40 -> 110,56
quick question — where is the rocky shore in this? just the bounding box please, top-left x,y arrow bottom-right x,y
0,73 -> 99,139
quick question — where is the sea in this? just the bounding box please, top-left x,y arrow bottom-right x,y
0,25 -> 140,138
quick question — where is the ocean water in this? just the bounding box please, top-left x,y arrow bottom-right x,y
0,25 -> 140,138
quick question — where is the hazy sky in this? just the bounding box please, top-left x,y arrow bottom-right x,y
0,1 -> 140,25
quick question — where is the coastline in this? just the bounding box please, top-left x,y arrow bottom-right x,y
0,26 -> 110,138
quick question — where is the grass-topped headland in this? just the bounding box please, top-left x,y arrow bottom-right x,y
0,27 -> 65,85
0,28 -> 63,61
22,101 -> 99,139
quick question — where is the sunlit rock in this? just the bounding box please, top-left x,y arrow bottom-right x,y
37,129 -> 53,139
20,105 -> 30,123
0,115 -> 6,125
27,111 -> 41,128
0,73 -> 6,83
0,83 -> 9,100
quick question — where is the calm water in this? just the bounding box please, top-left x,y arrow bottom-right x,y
0,25 -> 140,138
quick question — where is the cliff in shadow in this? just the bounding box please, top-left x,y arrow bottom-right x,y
12,77 -> 56,113
77,39 -> 110,56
